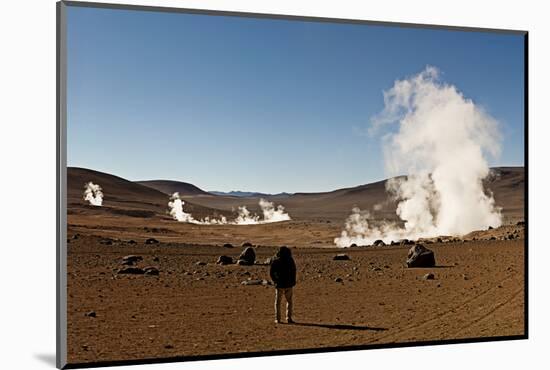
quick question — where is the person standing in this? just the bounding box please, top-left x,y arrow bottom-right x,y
269,246 -> 297,324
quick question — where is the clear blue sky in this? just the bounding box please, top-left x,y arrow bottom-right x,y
66,5 -> 525,193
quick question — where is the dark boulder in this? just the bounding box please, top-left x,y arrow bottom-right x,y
237,246 -> 255,266
117,267 -> 145,274
406,244 -> 436,268
121,255 -> 143,265
400,239 -> 414,245
373,239 -> 386,247
145,238 -> 159,244
143,266 -> 160,276
223,243 -> 234,248
217,255 -> 234,265
333,254 -> 350,261
241,242 -> 253,248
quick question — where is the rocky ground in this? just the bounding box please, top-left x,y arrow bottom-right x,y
66,224 -> 525,365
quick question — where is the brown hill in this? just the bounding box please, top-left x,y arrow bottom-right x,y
67,167 -> 229,219
136,180 -> 209,196
176,167 -> 525,224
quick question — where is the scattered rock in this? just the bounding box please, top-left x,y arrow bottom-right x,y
145,238 -> 159,245
489,236 -> 497,240
85,311 -> 96,318
143,266 -> 160,276
117,267 -> 144,275
516,221 -> 525,227
400,239 -> 415,245
241,242 -> 253,248
195,261 -> 207,266
241,279 -> 270,286
237,246 -> 256,266
164,344 -> 174,349
152,256 -> 159,262
127,240 -> 137,244
216,255 -> 233,265
423,272 -> 435,280
121,255 -> 143,265
333,254 -> 350,261
349,243 -> 358,248
334,277 -> 343,283
372,267 -> 382,272
406,244 -> 436,268
373,239 -> 386,247
223,243 -> 234,248
100,238 -> 114,245
488,226 -> 494,230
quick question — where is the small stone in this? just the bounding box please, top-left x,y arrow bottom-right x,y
164,344 -> 174,349
145,238 -> 159,244
223,243 -> 234,248
85,311 -> 96,318
195,261 -> 207,266
117,267 -> 145,275
217,255 -> 233,265
423,272 -> 435,280
333,254 -> 350,261
143,266 -> 160,276
334,277 -> 343,283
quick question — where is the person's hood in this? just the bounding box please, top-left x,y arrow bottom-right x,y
276,246 -> 292,259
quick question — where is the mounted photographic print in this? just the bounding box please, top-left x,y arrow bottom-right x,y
57,1 -> 528,368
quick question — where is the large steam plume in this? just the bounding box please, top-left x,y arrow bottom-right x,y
335,66 -> 502,247
83,182 -> 103,206
168,193 -> 291,225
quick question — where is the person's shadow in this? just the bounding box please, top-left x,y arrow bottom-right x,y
288,322 -> 387,331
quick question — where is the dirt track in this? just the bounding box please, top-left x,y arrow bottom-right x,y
66,234 -> 525,364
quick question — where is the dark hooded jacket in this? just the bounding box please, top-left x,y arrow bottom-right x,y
269,246 -> 296,289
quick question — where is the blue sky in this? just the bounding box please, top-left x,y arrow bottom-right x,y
66,6 -> 525,193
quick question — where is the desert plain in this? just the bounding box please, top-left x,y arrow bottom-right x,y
65,166 -> 525,365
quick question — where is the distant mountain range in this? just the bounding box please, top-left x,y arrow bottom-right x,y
208,190 -> 293,198
68,166 -> 525,223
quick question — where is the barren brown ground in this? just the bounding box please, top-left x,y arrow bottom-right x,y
66,223 -> 525,365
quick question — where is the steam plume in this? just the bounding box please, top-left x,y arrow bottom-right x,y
168,192 -> 196,223
259,198 -> 291,222
83,182 -> 103,206
335,66 -> 502,247
168,194 -> 291,225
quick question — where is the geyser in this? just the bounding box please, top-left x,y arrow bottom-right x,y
168,193 -> 291,225
83,182 -> 103,206
335,66 -> 502,247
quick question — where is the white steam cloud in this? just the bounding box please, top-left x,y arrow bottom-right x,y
168,193 -> 291,225
168,192 -> 195,222
83,182 -> 103,206
335,66 -> 502,247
